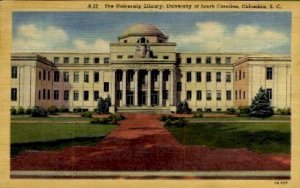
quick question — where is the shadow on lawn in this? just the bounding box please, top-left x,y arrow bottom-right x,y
11,136 -> 105,158
174,123 -> 290,154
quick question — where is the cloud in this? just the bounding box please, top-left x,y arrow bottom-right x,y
13,24 -> 69,52
73,38 -> 110,53
171,22 -> 289,52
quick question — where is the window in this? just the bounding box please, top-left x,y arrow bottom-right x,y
39,71 -> 41,80
104,82 -> 109,92
206,57 -> 211,64
186,72 -> 192,82
186,91 -> 192,101
48,71 -> 50,81
128,55 -> 134,59
117,55 -> 123,59
11,88 -> 17,101
243,72 -> 246,79
226,72 -> 231,82
216,57 -> 221,64
116,72 -> 122,82
239,70 -> 242,80
216,72 -> 221,82
74,57 -> 79,64
47,90 -> 50,100
54,90 -> 59,100
239,90 -> 241,99
63,72 -> 69,82
235,90 -> 238,100
84,91 -> 89,101
163,56 -> 169,59
186,58 -> 192,64
266,88 -> 272,100
196,72 -> 201,82
43,70 -> 46,80
74,72 -> 79,82
11,67 -> 17,78
225,57 -> 231,64
177,58 -> 182,64
116,90 -> 122,100
54,71 -> 60,82
206,72 -> 211,82
64,90 -> 69,100
94,57 -> 100,64
196,57 -> 202,64
63,57 -> 69,64
43,89 -> 46,99
163,90 -> 168,100
266,67 -> 273,80
104,57 -> 109,64
54,57 -> 59,64
235,71 -> 237,81
94,72 -> 99,82
73,91 -> 79,101
84,57 -> 89,64
226,90 -> 231,100
216,90 -> 221,101
177,82 -> 182,91
163,72 -> 168,82
84,72 -> 89,83
206,90 -> 212,101
197,90 -> 202,100
94,91 -> 99,101
38,90 -> 41,100
243,91 -> 246,99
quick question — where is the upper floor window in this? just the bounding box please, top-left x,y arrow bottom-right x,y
225,57 -> 231,64
197,90 -> 202,100
104,82 -> 109,92
11,66 -> 17,79
117,55 -> 123,59
128,55 -> 134,59
63,72 -> 69,82
186,58 -> 192,64
226,72 -> 231,82
266,67 -> 273,80
84,72 -> 89,82
54,90 -> 59,100
94,72 -> 99,82
239,70 -> 242,80
226,90 -> 232,100
64,90 -> 69,101
216,90 -> 221,100
74,57 -> 79,64
104,57 -> 109,64
216,72 -> 221,82
54,57 -> 59,64
94,57 -> 100,64
196,72 -> 201,82
137,37 -> 149,44
54,71 -> 60,82
206,90 -> 212,101
186,72 -> 192,82
196,57 -> 202,64
186,91 -> 192,101
206,72 -> 211,82
73,91 -> 79,101
84,91 -> 89,101
163,56 -> 169,60
266,88 -> 272,100
63,57 -> 69,64
84,57 -> 89,64
74,72 -> 79,83
94,91 -> 99,101
43,70 -> 46,80
216,57 -> 221,64
206,57 -> 211,64
177,58 -> 182,64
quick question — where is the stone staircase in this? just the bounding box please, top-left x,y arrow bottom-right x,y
116,106 -> 171,114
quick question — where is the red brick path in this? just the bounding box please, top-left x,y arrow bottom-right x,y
11,114 -> 290,171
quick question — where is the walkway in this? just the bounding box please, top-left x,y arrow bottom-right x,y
11,114 -> 290,171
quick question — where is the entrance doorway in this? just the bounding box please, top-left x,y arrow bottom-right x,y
126,91 -> 133,106
138,91 -> 146,106
151,91 -> 158,106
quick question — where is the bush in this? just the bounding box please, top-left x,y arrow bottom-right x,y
58,106 -> 69,112
31,107 -> 48,117
47,105 -> 58,115
73,107 -> 82,113
17,106 -> 25,115
176,101 -> 191,114
160,115 -> 188,127
81,111 -> 93,118
96,96 -> 111,114
193,111 -> 203,118
109,114 -> 125,121
227,107 -> 237,114
90,118 -> 110,125
25,108 -> 32,115
11,108 -> 17,115
275,108 -> 291,115
238,106 -> 250,116
90,114 -> 125,125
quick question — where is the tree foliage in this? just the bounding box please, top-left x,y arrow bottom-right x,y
250,87 -> 273,118
176,100 -> 191,114
96,95 -> 111,114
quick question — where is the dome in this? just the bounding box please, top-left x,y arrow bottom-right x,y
120,23 -> 166,38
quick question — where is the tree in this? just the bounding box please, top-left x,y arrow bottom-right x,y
249,87 -> 273,118
96,95 -> 111,114
176,100 -> 191,114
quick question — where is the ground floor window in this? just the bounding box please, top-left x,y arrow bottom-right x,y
64,90 -> 69,100
226,90 -> 232,100
11,88 -> 17,101
206,90 -> 212,101
196,90 -> 202,100
84,91 -> 89,101
186,90 -> 192,101
54,90 -> 59,100
216,90 -> 221,100
94,91 -> 99,101
73,91 -> 79,101
104,82 -> 109,92
266,88 -> 272,100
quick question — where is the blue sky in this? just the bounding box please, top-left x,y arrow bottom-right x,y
13,12 -> 291,54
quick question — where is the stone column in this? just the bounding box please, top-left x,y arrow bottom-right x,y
159,70 -> 163,106
134,70 -> 138,106
147,70 -> 151,106
111,70 -> 116,106
170,69 -> 174,106
122,70 -> 126,106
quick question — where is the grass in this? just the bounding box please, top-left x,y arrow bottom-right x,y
188,116 -> 291,122
167,122 -> 290,154
11,115 -> 90,122
11,123 -> 116,144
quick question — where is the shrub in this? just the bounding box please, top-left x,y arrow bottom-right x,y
109,114 -> 125,121
47,105 -> 58,115
58,106 -> 69,112
193,111 -> 203,118
176,101 -> 191,114
161,115 -> 188,127
31,107 -> 48,117
227,107 -> 237,114
11,108 -> 17,115
90,114 -> 125,125
250,87 -> 273,118
238,106 -> 250,116
25,108 -> 32,115
90,118 -> 110,125
275,108 -> 291,115
81,111 -> 93,118
96,96 -> 111,114
17,106 -> 25,115
73,107 -> 82,113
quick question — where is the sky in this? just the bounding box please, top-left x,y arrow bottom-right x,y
13,12 -> 291,54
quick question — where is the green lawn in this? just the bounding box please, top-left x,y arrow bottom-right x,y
11,123 -> 116,144
11,115 -> 90,122
187,116 -> 291,122
167,122 -> 290,154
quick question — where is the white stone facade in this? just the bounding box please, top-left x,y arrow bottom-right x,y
10,24 -> 291,112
